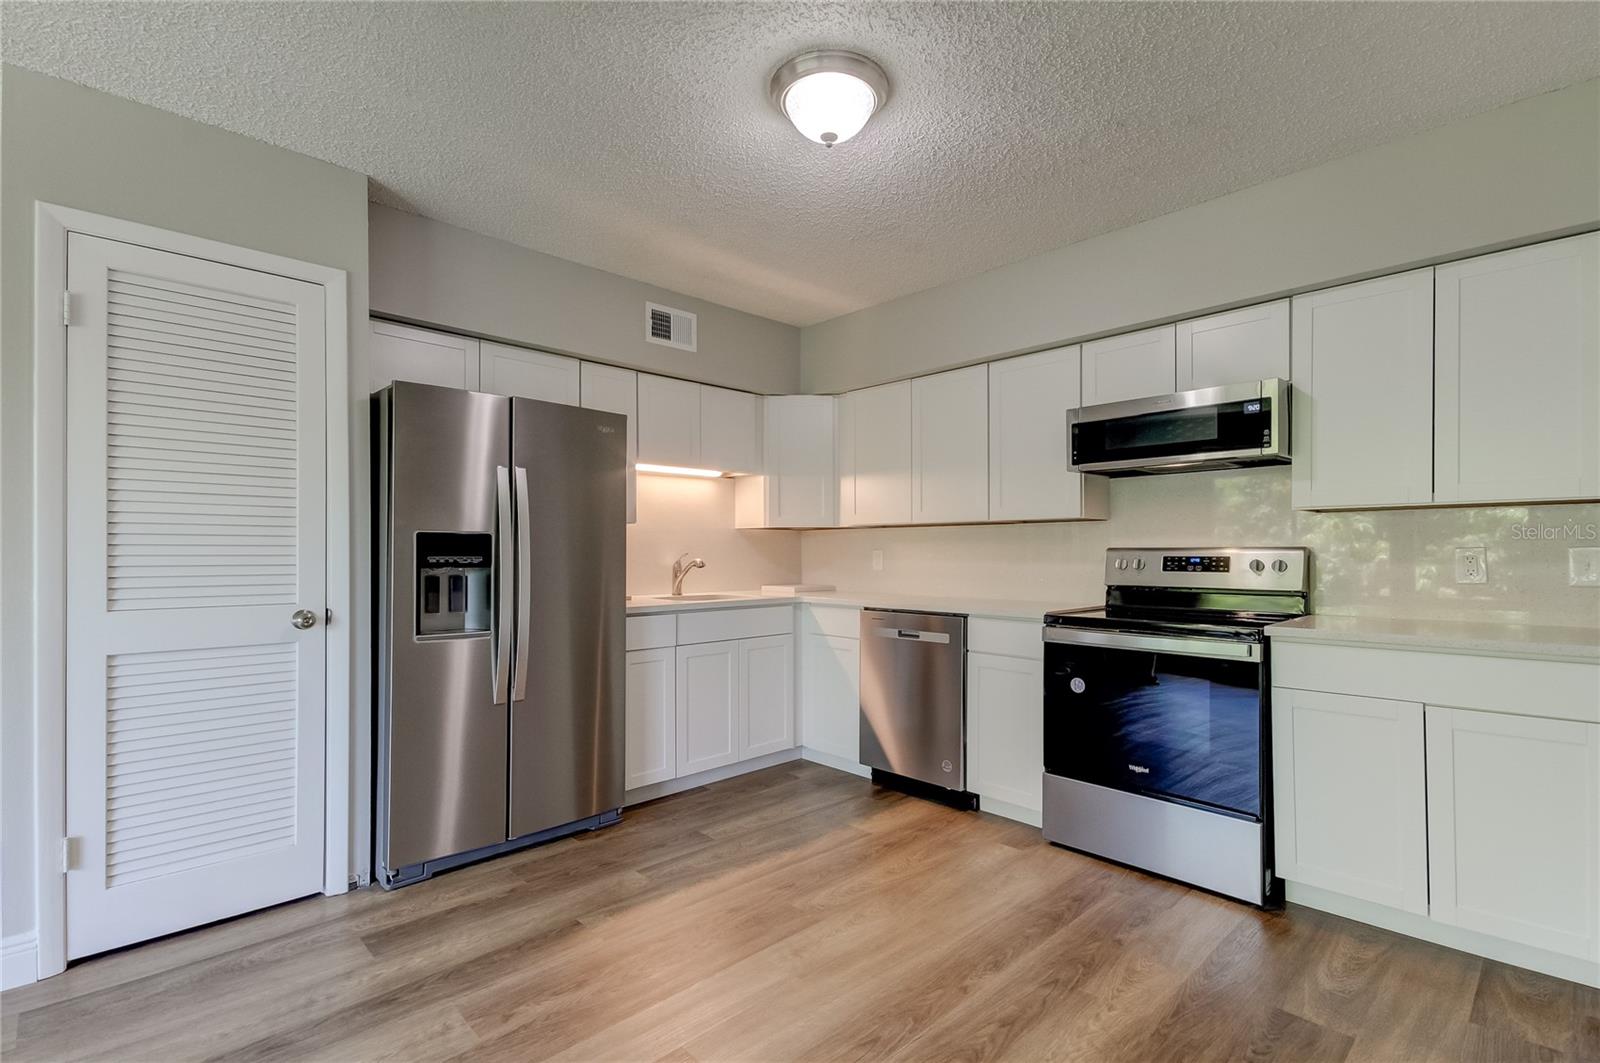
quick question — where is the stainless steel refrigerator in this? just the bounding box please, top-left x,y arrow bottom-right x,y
373,381 -> 626,888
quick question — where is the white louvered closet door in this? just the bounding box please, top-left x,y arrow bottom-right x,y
64,233 -> 327,960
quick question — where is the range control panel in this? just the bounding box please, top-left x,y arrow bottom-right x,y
1106,547 -> 1310,592
1163,554 -> 1231,573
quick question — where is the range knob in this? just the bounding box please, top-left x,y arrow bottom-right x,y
1272,559 -> 1290,574
1249,559 -> 1266,574
1114,558 -> 1130,571
1132,558 -> 1146,571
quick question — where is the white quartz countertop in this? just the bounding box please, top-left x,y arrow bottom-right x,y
626,590 -> 1090,623
1266,614 -> 1600,664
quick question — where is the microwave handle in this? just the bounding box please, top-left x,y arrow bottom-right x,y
1042,626 -> 1261,662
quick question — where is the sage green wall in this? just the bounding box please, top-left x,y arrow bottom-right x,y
369,205 -> 801,394
800,79 -> 1600,393
0,65 -> 371,942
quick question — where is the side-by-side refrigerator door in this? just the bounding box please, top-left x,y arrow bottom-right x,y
380,383 -> 512,875
507,398 -> 627,839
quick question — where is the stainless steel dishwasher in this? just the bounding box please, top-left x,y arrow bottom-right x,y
859,609 -> 974,808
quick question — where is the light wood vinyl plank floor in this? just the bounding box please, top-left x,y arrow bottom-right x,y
4,761 -> 1596,1062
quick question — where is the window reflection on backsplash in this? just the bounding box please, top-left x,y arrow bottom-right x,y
798,467 -> 1600,628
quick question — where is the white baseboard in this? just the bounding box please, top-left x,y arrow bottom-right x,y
799,747 -> 870,778
978,796 -> 1042,828
1286,881 -> 1600,989
624,748 -> 801,805
2,931 -> 39,990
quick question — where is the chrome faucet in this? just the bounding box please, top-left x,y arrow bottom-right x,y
671,553 -> 706,596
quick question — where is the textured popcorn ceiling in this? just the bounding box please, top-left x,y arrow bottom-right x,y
5,2 -> 1596,326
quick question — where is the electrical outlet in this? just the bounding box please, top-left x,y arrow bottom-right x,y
1454,547 -> 1487,585
871,549 -> 884,572
1570,547 -> 1600,587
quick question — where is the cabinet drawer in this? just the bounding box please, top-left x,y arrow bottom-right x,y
625,614 -> 677,651
803,605 -> 861,639
676,605 -> 794,645
968,618 -> 1043,660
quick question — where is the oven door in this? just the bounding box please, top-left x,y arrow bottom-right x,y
1043,627 -> 1264,820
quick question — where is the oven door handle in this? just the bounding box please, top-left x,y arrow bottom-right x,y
1042,626 -> 1261,662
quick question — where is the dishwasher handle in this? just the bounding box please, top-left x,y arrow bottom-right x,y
872,627 -> 952,644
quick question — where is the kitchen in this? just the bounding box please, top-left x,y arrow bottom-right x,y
3,3 -> 1599,1060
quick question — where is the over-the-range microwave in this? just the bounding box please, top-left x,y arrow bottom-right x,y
1070,378 -> 1289,475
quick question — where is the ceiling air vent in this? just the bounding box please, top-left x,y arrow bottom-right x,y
645,302 -> 697,352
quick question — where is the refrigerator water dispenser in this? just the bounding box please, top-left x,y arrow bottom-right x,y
415,531 -> 492,636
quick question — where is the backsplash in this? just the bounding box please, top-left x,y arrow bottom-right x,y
800,467 -> 1600,627
628,474 -> 801,596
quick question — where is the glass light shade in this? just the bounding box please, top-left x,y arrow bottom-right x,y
780,70 -> 879,146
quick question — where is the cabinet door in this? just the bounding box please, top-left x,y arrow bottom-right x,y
740,395 -> 836,528
988,346 -> 1106,522
800,632 -> 859,763
700,385 -> 761,475
968,652 -> 1044,813
676,641 -> 740,775
1435,233 -> 1599,504
638,374 -> 702,468
1426,706 -> 1599,960
912,366 -> 989,524
1081,324 -> 1176,405
838,381 -> 912,526
580,363 -> 638,524
1271,688 -> 1428,914
740,634 -> 795,759
1291,269 -> 1434,510
369,320 -> 479,392
1176,300 -> 1290,391
624,648 -> 675,789
478,342 -> 580,405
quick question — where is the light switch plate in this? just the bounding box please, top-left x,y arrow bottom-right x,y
1454,546 -> 1487,584
1570,547 -> 1600,587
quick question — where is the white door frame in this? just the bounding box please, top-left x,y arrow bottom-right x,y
31,202 -> 353,980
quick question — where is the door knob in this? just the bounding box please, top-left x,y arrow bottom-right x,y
290,609 -> 318,630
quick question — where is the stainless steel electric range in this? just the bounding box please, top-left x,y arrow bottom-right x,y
1041,547 -> 1310,907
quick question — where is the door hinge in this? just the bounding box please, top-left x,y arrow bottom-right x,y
62,291 -> 73,327
61,836 -> 79,873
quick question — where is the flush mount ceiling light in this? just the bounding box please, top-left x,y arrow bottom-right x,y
769,49 -> 890,147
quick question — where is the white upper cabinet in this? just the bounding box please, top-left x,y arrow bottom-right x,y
1435,233 -> 1599,504
1081,324 -> 1176,406
735,395 -> 837,529
988,346 -> 1108,522
912,365 -> 989,524
838,381 -> 913,526
1425,706 -> 1599,962
637,373 -> 702,468
699,385 -> 761,475
1176,300 -> 1290,391
369,320 -> 480,392
580,362 -> 638,524
478,341 -> 580,405
1291,269 -> 1434,510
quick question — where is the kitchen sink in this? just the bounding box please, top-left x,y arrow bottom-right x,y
655,593 -> 754,601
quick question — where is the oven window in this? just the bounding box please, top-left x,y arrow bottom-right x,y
1044,643 -> 1261,819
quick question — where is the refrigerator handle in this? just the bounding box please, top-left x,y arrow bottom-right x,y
492,466 -> 513,705
512,466 -> 533,701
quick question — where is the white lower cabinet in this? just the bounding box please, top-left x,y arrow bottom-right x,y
800,630 -> 860,764
624,648 -> 675,788
1271,688 -> 1428,914
1425,706 -> 1599,962
676,641 -> 741,775
740,635 -> 795,758
967,651 -> 1043,815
